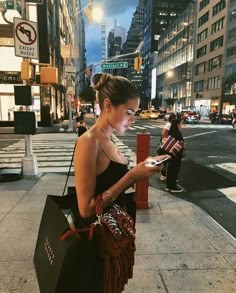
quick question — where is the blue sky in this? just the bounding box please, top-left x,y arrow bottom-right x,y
81,0 -> 139,65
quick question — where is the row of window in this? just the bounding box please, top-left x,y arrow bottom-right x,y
196,35 -> 224,58
198,0 -> 226,28
194,76 -> 221,92
195,55 -> 222,74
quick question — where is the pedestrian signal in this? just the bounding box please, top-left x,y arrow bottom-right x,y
21,61 -> 36,82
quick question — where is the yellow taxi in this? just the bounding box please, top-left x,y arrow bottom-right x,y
140,110 -> 151,119
149,110 -> 160,119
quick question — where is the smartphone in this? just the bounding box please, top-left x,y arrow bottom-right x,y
145,157 -> 169,167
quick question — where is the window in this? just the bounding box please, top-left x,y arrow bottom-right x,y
228,28 -> 236,41
211,17 -> 224,34
210,36 -> 224,51
196,45 -> 207,58
198,11 -> 209,27
195,62 -> 206,75
207,76 -> 221,90
229,10 -> 236,23
213,0 -> 226,17
194,80 -> 204,92
208,55 -> 222,71
197,29 -> 208,43
199,0 -> 209,11
227,46 -> 236,58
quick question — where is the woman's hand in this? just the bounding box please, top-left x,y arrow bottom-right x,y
128,154 -> 171,182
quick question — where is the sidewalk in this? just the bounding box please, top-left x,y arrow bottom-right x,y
0,173 -> 235,293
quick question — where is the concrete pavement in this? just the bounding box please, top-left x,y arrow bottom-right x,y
0,173 -> 235,293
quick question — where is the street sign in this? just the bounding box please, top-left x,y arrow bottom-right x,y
65,66 -> 76,76
14,17 -> 39,59
101,62 -> 128,69
25,0 -> 43,3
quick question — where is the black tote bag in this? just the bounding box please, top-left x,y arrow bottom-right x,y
33,143 -> 101,293
33,193 -> 98,293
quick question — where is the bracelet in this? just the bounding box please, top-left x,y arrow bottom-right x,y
103,190 -> 115,204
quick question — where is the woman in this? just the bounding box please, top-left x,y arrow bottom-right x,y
159,113 -> 176,180
73,73 -> 170,292
166,118 -> 185,193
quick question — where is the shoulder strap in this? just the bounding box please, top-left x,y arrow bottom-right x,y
62,141 -> 77,196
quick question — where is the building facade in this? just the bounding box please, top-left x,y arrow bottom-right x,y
0,0 -> 85,127
156,1 -> 196,112
143,0 -> 192,102
192,0 -> 227,115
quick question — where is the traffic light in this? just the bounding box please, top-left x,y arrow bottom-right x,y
134,56 -> 142,71
40,67 -> 58,84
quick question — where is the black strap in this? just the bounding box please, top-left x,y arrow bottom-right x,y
62,141 -> 77,196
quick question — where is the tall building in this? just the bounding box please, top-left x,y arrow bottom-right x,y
122,0 -> 145,105
156,1 -> 196,112
221,0 -> 236,114
143,0 -> 192,101
192,0 -> 227,115
100,18 -> 113,61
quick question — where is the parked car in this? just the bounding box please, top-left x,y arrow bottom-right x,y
181,111 -> 200,124
140,110 -> 151,119
149,110 -> 160,119
163,112 -> 176,121
211,114 -> 232,124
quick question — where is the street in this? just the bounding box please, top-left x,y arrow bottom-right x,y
0,118 -> 236,238
116,118 -> 236,238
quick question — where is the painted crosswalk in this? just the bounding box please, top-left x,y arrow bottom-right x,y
0,133 -> 136,174
128,123 -> 232,131
0,133 -> 235,205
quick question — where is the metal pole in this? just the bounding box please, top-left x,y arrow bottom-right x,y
21,0 -> 38,176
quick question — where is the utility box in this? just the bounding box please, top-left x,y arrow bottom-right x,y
40,67 -> 58,84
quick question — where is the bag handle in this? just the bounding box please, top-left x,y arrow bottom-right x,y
62,141 -> 77,196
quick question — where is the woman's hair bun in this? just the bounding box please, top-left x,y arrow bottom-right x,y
93,73 -> 112,91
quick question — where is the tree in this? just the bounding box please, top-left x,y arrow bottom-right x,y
166,98 -> 175,107
79,85 -> 96,106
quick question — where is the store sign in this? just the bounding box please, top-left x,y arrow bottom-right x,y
0,72 -> 23,84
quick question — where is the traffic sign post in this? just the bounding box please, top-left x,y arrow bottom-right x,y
14,18 -> 39,59
101,62 -> 128,70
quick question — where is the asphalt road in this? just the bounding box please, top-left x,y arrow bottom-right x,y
117,118 -> 236,238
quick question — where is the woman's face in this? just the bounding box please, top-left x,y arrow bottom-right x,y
109,97 -> 140,134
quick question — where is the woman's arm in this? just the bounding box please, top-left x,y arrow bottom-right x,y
74,133 -> 98,218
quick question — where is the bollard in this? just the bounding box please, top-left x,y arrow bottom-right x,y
135,132 -> 150,209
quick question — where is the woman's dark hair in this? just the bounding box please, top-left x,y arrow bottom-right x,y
168,113 -> 176,122
92,73 -> 139,109
169,118 -> 181,135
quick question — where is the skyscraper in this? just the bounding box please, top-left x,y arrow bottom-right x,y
143,0 -> 192,100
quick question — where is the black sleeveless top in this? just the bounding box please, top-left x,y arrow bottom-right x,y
95,160 -> 129,208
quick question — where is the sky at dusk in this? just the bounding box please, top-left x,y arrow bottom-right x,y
81,0 -> 139,66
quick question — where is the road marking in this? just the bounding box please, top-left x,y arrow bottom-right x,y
183,130 -> 217,140
215,163 -> 236,175
218,187 -> 236,204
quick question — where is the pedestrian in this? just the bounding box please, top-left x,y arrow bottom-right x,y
166,118 -> 185,193
76,120 -> 88,137
73,72 -> 170,292
159,113 -> 176,181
